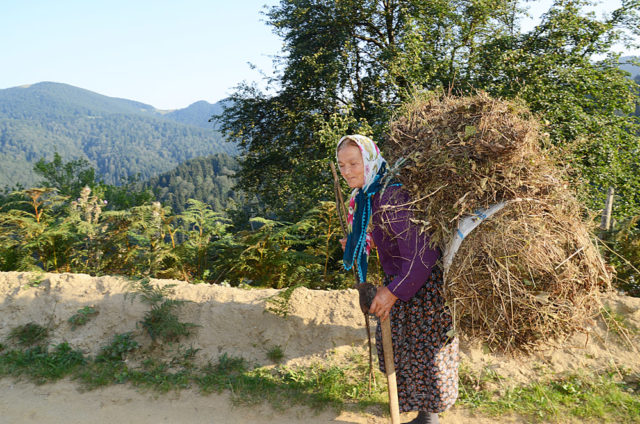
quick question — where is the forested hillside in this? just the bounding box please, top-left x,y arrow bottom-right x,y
144,153 -> 240,213
162,100 -> 226,129
0,82 -> 232,188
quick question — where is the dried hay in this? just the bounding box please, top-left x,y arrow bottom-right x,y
386,92 -> 611,353
446,199 -> 607,352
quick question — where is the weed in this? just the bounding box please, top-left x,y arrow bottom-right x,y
0,342 -> 85,384
459,369 -> 640,423
267,345 -> 285,363
601,306 -> 637,337
181,345 -> 200,361
77,360 -> 129,388
265,285 -> 299,318
68,306 -> 99,330
124,358 -> 191,392
196,353 -> 250,394
7,323 -> 49,347
195,352 -> 386,411
128,278 -> 198,342
25,272 -> 46,288
169,345 -> 201,369
96,332 -> 139,362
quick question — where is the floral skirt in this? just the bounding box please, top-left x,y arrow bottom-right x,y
375,266 -> 459,413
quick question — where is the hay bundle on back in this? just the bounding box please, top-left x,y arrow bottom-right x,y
386,92 -> 610,353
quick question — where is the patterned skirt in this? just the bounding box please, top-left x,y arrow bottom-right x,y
375,266 -> 459,413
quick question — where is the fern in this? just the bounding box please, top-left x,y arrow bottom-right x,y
127,278 -> 198,343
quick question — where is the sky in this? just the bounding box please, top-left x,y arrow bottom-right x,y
1,0 -> 282,110
1,0 -> 637,110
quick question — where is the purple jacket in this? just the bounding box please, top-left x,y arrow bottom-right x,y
370,185 -> 440,302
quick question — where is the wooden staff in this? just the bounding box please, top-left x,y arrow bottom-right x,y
330,162 -> 400,424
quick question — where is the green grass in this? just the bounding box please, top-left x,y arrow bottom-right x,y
194,353 -> 387,411
1,320 -> 638,422
458,366 -> 640,423
0,343 -> 85,384
266,345 -> 285,363
95,332 -> 140,362
8,323 -> 49,347
0,328 -> 387,412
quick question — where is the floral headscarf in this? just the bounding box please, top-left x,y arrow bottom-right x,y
337,135 -> 387,283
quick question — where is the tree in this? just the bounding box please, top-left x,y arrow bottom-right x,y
218,0 -> 640,219
472,0 -> 640,216
34,152 -> 96,198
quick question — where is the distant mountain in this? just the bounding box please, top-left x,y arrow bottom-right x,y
0,82 -> 234,188
163,100 -> 228,129
144,153 -> 240,213
619,56 -> 639,79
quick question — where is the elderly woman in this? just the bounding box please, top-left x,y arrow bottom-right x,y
337,135 -> 458,424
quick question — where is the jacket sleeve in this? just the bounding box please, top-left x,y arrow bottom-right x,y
378,189 -> 440,302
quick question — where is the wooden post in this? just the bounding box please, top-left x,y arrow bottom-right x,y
600,187 -> 614,231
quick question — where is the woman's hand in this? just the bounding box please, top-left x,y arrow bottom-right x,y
369,286 -> 398,322
340,238 -> 347,251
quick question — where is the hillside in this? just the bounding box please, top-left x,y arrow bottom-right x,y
163,99 -> 227,129
0,82 -> 233,188
144,153 -> 240,213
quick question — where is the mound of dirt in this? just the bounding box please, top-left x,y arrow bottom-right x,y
0,272 -> 638,423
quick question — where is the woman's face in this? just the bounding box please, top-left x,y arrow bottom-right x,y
337,144 -> 365,189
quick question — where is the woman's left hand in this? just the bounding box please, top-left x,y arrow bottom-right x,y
369,286 -> 398,322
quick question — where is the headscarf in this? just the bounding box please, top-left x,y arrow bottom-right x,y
337,135 -> 387,283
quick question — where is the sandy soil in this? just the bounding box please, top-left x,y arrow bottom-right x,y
0,272 -> 638,424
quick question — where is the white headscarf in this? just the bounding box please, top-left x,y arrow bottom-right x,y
336,134 -> 386,192
336,135 -> 387,281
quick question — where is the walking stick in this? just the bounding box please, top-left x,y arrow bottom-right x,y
330,163 -> 401,424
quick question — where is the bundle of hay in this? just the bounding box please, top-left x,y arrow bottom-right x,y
386,92 -> 611,353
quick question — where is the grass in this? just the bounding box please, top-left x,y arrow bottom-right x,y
0,343 -> 85,384
266,345 -> 285,363
458,365 -> 640,423
1,334 -> 638,422
0,329 -> 387,412
8,322 -> 49,347
194,352 -> 388,411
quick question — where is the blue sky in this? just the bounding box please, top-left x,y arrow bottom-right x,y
1,0 -> 636,110
1,0 -> 281,109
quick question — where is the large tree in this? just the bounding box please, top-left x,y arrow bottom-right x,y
219,0 -> 640,219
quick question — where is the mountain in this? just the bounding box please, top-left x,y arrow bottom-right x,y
619,56 -> 639,79
163,100 -> 228,129
0,82 -> 234,188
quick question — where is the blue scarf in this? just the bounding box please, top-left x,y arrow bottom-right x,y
343,163 -> 388,283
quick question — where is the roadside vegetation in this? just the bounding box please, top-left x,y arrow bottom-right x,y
0,278 -> 638,423
1,335 -> 638,422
